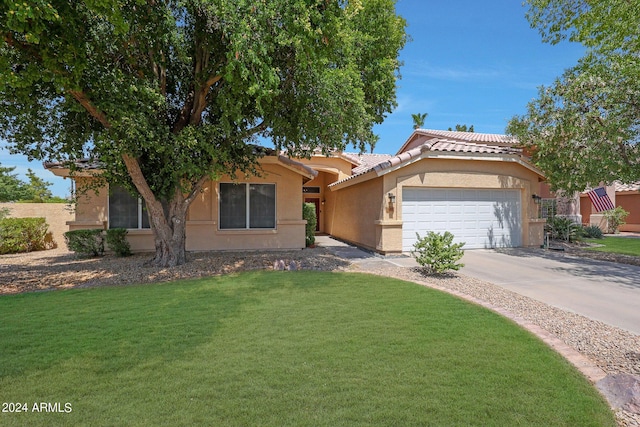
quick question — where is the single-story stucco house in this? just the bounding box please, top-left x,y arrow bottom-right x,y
45,129 -> 547,253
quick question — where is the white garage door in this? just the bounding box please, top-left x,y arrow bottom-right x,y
402,188 -> 522,251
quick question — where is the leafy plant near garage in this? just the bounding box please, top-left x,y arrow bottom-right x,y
546,216 -> 583,243
603,206 -> 629,234
582,225 -> 603,239
412,231 -> 465,274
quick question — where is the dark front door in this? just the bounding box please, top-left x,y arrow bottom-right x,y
304,198 -> 320,232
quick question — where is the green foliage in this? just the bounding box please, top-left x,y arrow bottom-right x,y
0,207 -> 10,220
411,231 -> 465,274
546,216 -> 583,242
0,217 -> 51,254
603,206 -> 629,234
448,124 -> 474,132
0,163 -> 30,202
411,112 -> 428,129
509,1 -> 640,192
0,163 -> 60,202
64,229 -> 105,257
302,203 -> 317,247
0,0 -> 407,266
23,169 -> 53,202
105,228 -> 132,257
582,225 -> 603,239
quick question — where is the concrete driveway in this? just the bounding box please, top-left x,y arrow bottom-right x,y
317,236 -> 640,335
461,248 -> 640,335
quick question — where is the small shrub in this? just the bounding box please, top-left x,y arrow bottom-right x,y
411,231 -> 465,274
64,229 -> 104,257
583,225 -> 603,239
303,203 -> 317,247
105,228 -> 132,257
546,216 -> 583,242
603,206 -> 629,234
0,217 -> 51,254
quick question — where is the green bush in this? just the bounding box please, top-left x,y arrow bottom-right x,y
0,207 -> 10,221
303,203 -> 317,247
582,225 -> 603,239
546,216 -> 583,242
411,231 -> 465,274
64,229 -> 104,257
0,217 -> 51,254
603,206 -> 629,234
105,228 -> 132,257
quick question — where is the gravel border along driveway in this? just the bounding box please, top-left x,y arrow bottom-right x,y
1,246 -> 638,426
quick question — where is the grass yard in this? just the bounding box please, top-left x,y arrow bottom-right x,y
0,272 -> 614,426
586,236 -> 640,256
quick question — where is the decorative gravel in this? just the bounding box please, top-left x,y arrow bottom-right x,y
1,246 -> 638,425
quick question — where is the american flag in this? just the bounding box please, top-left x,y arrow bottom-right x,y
587,187 -> 615,212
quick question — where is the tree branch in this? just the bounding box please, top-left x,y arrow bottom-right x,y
67,90 -> 112,129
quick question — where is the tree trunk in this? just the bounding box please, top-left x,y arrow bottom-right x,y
147,208 -> 187,268
143,187 -> 191,268
121,154 -> 204,268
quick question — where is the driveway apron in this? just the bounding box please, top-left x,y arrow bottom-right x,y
317,236 -> 640,335
461,248 -> 640,335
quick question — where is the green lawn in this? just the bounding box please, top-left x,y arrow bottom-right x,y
0,272 -> 614,426
586,236 -> 640,256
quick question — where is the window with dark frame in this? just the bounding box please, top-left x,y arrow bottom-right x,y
219,183 -> 276,230
108,186 -> 150,229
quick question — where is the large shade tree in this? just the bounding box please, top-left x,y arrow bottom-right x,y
507,0 -> 640,193
0,1 -> 406,266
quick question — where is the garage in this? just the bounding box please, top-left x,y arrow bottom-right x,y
402,188 -> 522,251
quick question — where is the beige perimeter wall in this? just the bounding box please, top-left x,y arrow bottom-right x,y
0,202 -> 74,249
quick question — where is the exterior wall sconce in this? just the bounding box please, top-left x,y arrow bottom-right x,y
321,199 -> 326,206
531,194 -> 542,204
388,192 -> 396,204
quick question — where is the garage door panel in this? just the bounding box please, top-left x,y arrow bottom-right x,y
402,188 -> 522,251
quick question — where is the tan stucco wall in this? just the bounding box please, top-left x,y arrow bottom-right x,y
327,178 -> 383,251
63,161 -> 307,252
331,157 -> 544,253
297,156 -> 354,181
0,202 -> 74,248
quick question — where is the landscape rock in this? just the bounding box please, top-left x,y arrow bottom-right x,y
597,374 -> 640,414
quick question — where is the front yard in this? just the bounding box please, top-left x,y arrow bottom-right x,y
0,272 -> 615,426
586,236 -> 640,257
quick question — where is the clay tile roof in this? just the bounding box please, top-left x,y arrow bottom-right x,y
330,140 -> 524,187
416,129 -> 517,145
345,153 -> 394,175
614,181 -> 640,192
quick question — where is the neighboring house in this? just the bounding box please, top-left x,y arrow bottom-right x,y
45,129 -> 547,253
580,182 -> 640,232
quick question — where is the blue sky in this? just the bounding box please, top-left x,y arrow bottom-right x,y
1,0 -> 585,197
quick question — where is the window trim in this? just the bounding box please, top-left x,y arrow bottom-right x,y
218,182 -> 277,230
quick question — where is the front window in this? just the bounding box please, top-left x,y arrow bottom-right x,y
219,183 -> 276,229
109,186 -> 150,229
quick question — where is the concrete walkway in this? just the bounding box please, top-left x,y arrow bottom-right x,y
315,235 -> 640,335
